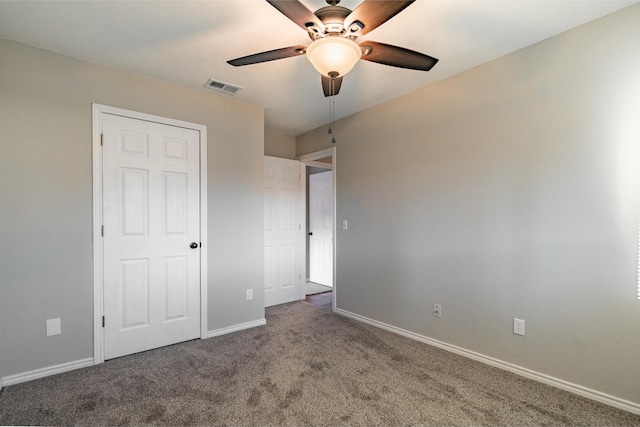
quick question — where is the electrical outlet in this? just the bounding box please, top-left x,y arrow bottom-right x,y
342,219 -> 348,230
513,318 -> 525,336
433,304 -> 442,318
246,289 -> 253,301
46,318 -> 61,336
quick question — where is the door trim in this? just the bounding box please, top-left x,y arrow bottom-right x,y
92,104 -> 208,364
297,147 -> 336,309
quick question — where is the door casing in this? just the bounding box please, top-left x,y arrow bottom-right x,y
92,104 -> 208,365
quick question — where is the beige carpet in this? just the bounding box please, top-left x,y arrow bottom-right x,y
1,301 -> 639,426
306,281 -> 333,295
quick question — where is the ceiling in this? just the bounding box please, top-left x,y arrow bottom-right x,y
0,0 -> 636,136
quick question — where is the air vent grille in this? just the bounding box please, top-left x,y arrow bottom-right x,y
204,79 -> 242,95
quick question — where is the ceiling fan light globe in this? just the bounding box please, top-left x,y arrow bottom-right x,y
306,37 -> 361,78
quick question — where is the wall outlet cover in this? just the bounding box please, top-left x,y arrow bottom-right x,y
433,304 -> 442,318
46,318 -> 61,336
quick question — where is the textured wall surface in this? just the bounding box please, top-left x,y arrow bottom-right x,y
265,130 -> 296,159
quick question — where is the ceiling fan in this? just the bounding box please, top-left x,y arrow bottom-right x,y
227,0 -> 439,97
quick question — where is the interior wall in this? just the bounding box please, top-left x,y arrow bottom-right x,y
297,5 -> 640,405
0,39 -> 265,378
264,129 -> 296,159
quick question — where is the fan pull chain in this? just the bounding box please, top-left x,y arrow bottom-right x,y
327,96 -> 333,136
328,78 -> 336,144
331,94 -> 336,144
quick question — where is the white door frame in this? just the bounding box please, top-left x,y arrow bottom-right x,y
92,104 -> 208,365
297,147 -> 336,308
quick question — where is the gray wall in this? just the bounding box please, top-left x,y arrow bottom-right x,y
0,40 -> 265,378
297,5 -> 640,404
264,130 -> 296,159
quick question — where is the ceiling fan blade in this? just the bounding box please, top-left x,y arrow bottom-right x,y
360,41 -> 438,71
322,75 -> 343,97
266,0 -> 325,35
227,45 -> 307,67
344,1 -> 414,36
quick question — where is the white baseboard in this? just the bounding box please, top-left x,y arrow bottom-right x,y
1,358 -> 94,388
334,308 -> 640,415
0,319 -> 267,389
206,318 -> 266,338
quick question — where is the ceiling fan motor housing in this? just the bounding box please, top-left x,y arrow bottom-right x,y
311,5 -> 352,39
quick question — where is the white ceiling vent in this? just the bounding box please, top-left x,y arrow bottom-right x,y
204,78 -> 242,95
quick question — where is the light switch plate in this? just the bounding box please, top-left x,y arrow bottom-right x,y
513,318 -> 525,336
46,318 -> 61,336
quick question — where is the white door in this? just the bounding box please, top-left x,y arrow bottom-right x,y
264,156 -> 303,307
309,170 -> 333,286
102,113 -> 201,360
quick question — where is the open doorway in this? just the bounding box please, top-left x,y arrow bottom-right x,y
297,148 -> 336,309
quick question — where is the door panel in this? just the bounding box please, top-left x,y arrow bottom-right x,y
164,255 -> 188,320
121,168 -> 148,235
121,258 -> 150,328
163,172 -> 188,234
264,156 -> 303,307
309,170 -> 333,286
102,113 -> 201,360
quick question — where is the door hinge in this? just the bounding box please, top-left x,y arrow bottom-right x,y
101,225 -> 104,237
100,133 -> 104,146
102,316 -> 105,328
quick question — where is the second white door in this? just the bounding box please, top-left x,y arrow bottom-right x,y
309,170 -> 333,286
264,156 -> 304,307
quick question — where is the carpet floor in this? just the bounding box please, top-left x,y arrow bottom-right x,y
306,282 -> 333,296
1,302 -> 639,426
